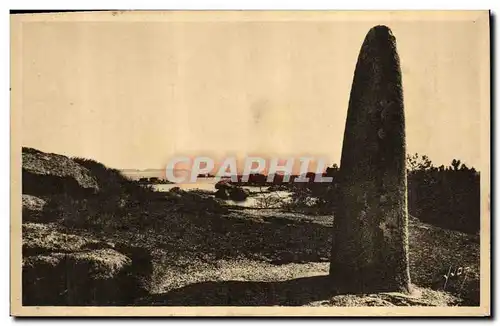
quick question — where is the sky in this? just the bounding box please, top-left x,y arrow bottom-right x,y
16,12 -> 488,171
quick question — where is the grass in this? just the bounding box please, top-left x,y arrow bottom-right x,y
62,203 -> 478,306
22,149 -> 481,306
25,190 -> 480,305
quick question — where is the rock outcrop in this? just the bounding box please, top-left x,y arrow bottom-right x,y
22,223 -> 152,306
214,180 -> 250,201
22,194 -> 48,222
22,147 -> 99,197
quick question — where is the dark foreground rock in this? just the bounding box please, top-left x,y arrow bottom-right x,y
22,223 -> 110,256
229,187 -> 250,201
214,188 -> 230,199
22,194 -> 47,222
214,181 -> 250,201
22,147 -> 99,197
22,223 -> 152,306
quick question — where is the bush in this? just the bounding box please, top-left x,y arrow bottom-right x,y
408,168 -> 480,234
286,155 -> 480,234
43,194 -> 132,230
72,157 -> 155,201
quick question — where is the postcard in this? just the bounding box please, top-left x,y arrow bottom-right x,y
10,10 -> 490,317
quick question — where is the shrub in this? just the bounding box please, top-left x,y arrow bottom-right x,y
286,155 -> 480,234
72,157 -> 154,200
408,167 -> 480,234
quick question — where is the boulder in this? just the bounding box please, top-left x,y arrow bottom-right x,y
22,194 -> 48,222
167,187 -> 185,198
22,248 -> 139,306
22,147 -> 99,197
215,179 -> 233,190
22,223 -> 152,305
215,185 -> 249,201
229,187 -> 250,202
214,188 -> 230,199
214,180 -> 249,201
22,223 -> 111,256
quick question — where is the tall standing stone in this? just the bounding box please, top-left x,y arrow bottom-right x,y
330,26 -> 411,293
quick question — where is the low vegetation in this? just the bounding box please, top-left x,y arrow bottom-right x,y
21,147 -> 481,306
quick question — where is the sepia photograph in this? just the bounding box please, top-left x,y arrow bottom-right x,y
10,10 -> 490,317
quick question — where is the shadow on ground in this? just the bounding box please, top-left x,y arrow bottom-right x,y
137,274 -> 462,307
138,275 -> 333,306
95,205 -> 334,266
202,210 -> 333,264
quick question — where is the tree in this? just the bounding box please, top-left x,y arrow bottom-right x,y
451,159 -> 461,171
407,153 -> 433,172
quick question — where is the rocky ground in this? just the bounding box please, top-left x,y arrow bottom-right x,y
20,147 -> 480,307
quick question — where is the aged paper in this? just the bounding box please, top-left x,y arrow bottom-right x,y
11,10 -> 490,316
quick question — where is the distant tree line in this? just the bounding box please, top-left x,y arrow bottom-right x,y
227,171 -> 334,186
406,154 -> 480,234
282,154 -> 480,234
